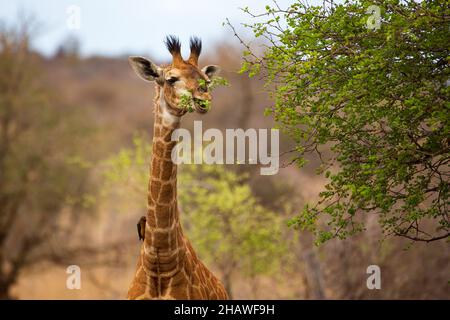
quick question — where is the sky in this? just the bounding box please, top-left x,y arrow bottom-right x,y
0,0 -> 308,60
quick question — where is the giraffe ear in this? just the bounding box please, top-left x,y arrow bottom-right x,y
201,65 -> 221,79
129,56 -> 163,82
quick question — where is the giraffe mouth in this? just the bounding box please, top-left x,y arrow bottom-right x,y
193,98 -> 211,113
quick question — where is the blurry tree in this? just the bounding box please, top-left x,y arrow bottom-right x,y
178,163 -> 287,298
54,34 -> 81,61
0,19 -> 122,299
102,135 -> 288,298
234,0 -> 450,244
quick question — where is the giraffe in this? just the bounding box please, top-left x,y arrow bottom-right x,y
126,35 -> 228,300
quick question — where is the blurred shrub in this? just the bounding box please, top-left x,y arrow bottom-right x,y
101,134 -> 288,297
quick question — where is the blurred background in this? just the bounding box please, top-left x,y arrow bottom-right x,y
0,0 -> 448,299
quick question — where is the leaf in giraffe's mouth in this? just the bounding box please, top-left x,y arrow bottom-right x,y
179,94 -> 195,112
193,98 -> 211,113
179,94 -> 209,113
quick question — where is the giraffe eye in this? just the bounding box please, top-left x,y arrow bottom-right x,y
166,77 -> 179,85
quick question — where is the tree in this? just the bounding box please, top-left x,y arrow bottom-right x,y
178,162 -> 287,297
0,20 -> 122,299
233,0 -> 449,244
54,34 -> 81,60
101,135 -> 287,298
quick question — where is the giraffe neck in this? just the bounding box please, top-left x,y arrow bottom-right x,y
144,86 -> 183,257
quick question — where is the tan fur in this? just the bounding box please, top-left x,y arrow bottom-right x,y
127,47 -> 228,299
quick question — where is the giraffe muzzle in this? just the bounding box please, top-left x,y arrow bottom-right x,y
193,98 -> 211,113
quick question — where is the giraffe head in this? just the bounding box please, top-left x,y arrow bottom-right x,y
129,35 -> 220,116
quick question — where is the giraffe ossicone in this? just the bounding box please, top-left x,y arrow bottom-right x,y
126,35 -> 228,300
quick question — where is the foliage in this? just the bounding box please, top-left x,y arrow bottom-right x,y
237,0 -> 449,244
178,162 -> 286,277
179,76 -> 229,112
101,134 -> 149,204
